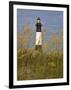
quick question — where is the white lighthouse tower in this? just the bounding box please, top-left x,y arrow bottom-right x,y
35,17 -> 42,51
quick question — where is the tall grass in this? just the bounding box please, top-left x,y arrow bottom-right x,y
17,48 -> 63,80
17,25 -> 63,80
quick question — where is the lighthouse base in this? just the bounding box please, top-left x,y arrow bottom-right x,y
35,45 -> 42,51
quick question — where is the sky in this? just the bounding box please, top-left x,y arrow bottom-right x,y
17,9 -> 63,48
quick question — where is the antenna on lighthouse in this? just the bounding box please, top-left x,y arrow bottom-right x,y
35,17 -> 42,51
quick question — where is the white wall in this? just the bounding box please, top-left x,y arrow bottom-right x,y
0,0 -> 70,90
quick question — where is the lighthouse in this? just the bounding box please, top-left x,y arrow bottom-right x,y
35,17 -> 42,51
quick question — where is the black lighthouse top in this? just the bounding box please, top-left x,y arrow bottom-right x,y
36,17 -> 42,32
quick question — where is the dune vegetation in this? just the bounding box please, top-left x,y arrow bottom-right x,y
17,25 -> 63,80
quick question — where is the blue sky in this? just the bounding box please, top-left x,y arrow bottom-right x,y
17,9 -> 63,32
17,9 -> 63,48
